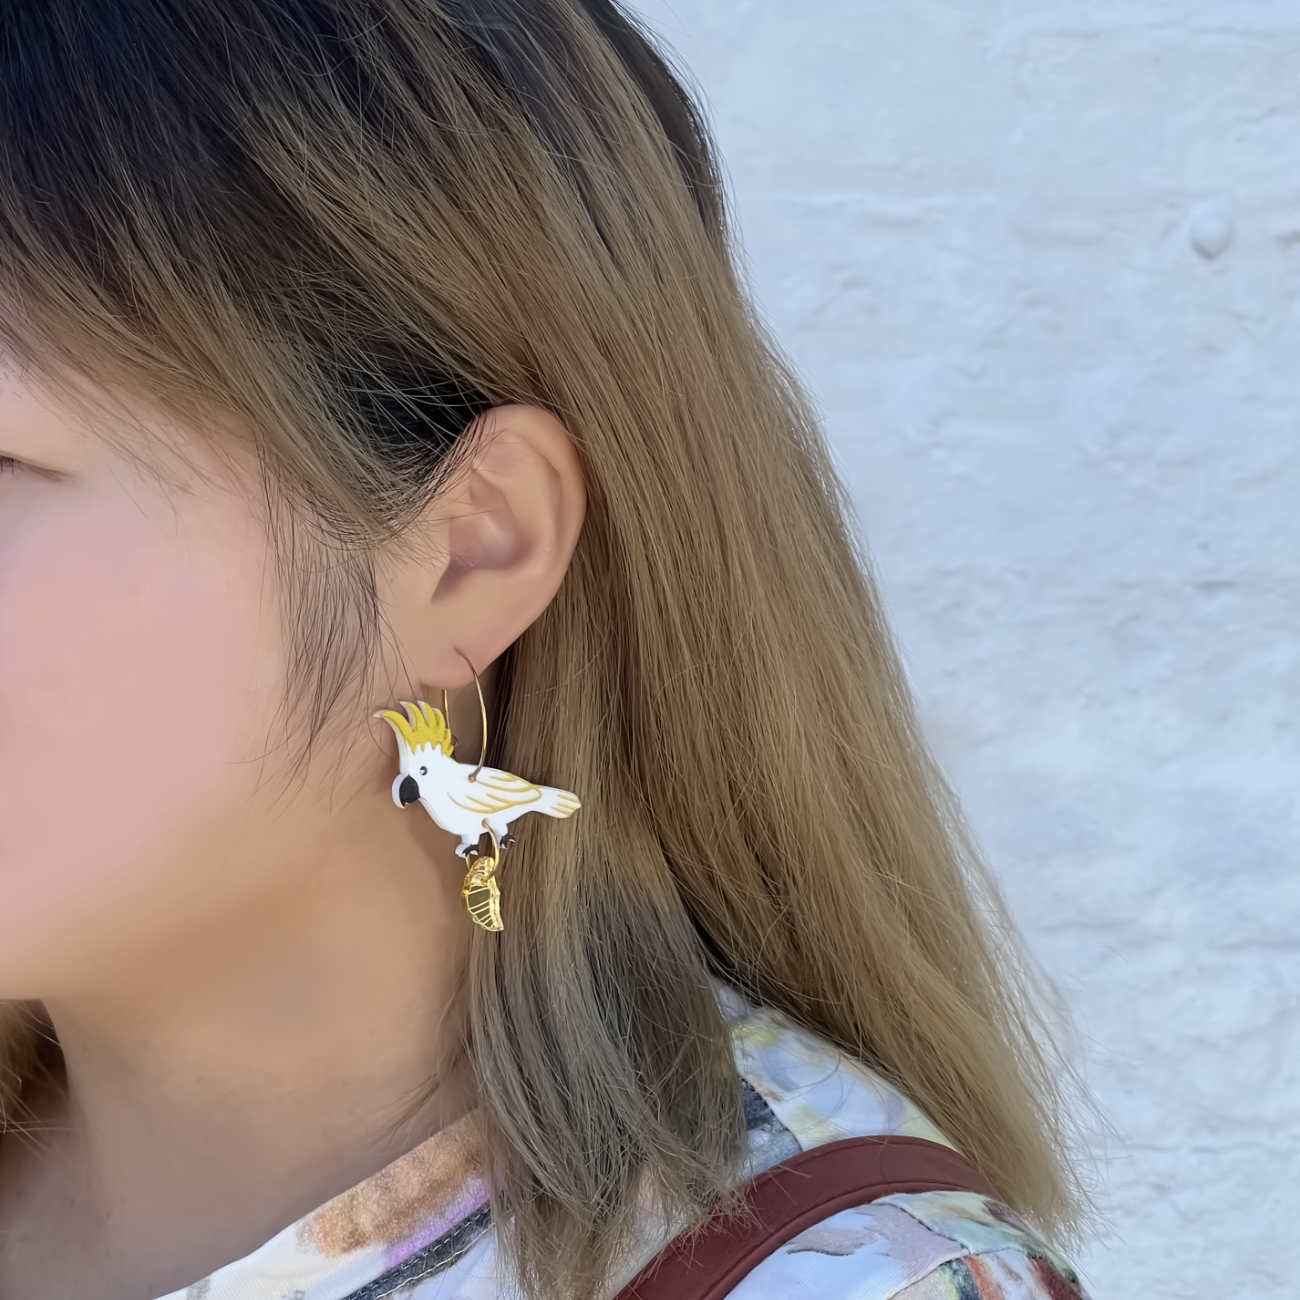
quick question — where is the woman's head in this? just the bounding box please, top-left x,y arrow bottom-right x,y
0,1 -> 1079,1296
0,0 -> 679,995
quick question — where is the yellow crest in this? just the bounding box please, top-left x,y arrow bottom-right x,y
375,700 -> 454,756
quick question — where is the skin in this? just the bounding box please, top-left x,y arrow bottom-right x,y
0,357 -> 587,1299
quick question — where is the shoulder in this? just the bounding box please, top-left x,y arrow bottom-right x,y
719,985 -> 957,1163
723,1190 -> 1088,1300
718,989 -> 1086,1300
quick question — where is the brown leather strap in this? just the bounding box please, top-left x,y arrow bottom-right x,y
616,1135 -> 997,1300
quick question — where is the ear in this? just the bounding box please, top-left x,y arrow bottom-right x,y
377,404 -> 586,689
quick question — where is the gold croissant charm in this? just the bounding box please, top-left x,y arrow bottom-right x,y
374,684 -> 580,933
462,841 -> 504,932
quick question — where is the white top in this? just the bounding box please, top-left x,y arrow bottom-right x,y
162,986 -> 1087,1300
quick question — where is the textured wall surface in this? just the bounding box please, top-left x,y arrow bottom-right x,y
626,2 -> 1300,1295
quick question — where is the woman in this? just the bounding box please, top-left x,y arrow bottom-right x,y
0,1 -> 1090,1297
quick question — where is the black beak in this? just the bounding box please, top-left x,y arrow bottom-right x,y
398,775 -> 420,806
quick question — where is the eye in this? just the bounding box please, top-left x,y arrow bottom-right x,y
0,457 -> 16,475
419,766 -> 427,776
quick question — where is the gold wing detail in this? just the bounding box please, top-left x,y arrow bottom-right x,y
449,766 -> 543,815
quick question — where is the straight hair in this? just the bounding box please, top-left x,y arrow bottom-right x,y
0,2 -> 1083,1297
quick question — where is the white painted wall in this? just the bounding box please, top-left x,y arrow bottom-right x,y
625,2 -> 1300,1296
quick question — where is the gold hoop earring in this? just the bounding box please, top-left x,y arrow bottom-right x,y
458,651 -> 488,784
373,652 -> 581,933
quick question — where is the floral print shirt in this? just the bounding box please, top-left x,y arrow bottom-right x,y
164,987 -> 1087,1300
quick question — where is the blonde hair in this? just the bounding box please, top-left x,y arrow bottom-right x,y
0,1 -> 1083,1295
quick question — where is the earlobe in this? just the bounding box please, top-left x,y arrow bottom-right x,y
379,404 -> 586,689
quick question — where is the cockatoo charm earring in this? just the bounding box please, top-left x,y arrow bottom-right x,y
375,655 -> 580,933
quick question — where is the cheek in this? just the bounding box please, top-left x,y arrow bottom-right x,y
0,488 -> 273,980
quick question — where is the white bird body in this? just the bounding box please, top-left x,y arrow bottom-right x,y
377,701 -> 580,856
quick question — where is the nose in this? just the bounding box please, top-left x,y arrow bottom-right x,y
398,775 -> 420,806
